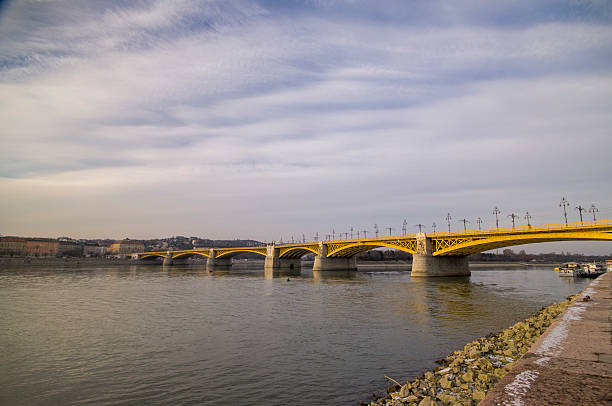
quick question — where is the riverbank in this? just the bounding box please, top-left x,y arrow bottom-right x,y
480,270 -> 611,405
367,273 -> 609,405
0,256 -> 144,266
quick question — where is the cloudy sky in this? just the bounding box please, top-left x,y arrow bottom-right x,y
1,0 -> 611,253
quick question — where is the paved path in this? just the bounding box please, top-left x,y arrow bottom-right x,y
481,271 -> 612,405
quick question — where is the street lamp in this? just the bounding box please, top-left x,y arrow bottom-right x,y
459,219 -> 469,231
524,212 -> 532,227
575,205 -> 586,223
415,223 -> 424,233
508,213 -> 518,228
589,204 -> 599,221
476,217 -> 483,230
402,219 -> 407,235
493,207 -> 501,229
432,222 -> 437,233
560,197 -> 569,224
374,224 -> 379,238
446,213 -> 452,232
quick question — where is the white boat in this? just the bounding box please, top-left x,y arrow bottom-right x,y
556,262 -> 582,277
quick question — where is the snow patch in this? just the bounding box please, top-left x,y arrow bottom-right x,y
502,369 -> 540,406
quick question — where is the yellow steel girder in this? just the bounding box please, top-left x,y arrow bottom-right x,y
433,230 -> 612,256
327,239 -> 417,257
215,248 -> 267,258
139,253 -> 168,259
172,251 -> 210,259
278,245 -> 319,258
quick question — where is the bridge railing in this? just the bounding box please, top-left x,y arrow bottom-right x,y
428,219 -> 612,237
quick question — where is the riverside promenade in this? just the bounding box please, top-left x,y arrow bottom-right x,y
481,271 -> 612,405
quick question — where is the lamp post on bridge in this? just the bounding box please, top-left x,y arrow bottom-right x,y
314,232 -> 319,242
350,226 -> 354,239
415,223 -> 424,233
508,213 -> 518,228
387,226 -> 394,236
362,230 -> 368,238
476,217 -> 483,230
325,234 -> 330,241
402,219 -> 407,235
459,219 -> 469,231
560,197 -> 569,224
575,205 -> 586,223
524,212 -> 532,227
432,222 -> 437,233
374,224 -> 379,238
332,229 -> 335,240
493,207 -> 501,229
446,213 -> 452,232
302,234 -> 306,243
589,204 -> 599,221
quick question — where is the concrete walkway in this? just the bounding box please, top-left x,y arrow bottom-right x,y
481,271 -> 612,405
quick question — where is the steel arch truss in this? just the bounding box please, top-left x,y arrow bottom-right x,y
433,231 -> 612,256
279,245 -> 319,258
327,239 -> 417,258
215,248 -> 268,258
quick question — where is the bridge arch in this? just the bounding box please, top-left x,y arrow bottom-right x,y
279,246 -> 319,259
215,249 -> 267,259
433,231 -> 612,256
172,251 -> 210,259
327,240 -> 417,258
139,253 -> 167,260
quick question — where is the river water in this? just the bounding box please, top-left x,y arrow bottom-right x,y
0,264 -> 587,405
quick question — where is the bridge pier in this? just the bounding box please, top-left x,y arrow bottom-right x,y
411,233 -> 470,277
312,243 -> 358,272
206,249 -> 231,271
163,252 -> 173,266
265,246 -> 301,271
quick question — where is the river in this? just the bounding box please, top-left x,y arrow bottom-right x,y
0,263 -> 587,405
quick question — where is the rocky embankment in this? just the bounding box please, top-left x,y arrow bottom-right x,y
366,295 -> 577,406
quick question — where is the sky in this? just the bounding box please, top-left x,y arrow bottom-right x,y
1,0 -> 611,254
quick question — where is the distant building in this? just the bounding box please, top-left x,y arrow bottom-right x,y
107,240 -> 145,255
25,238 -> 59,256
58,240 -> 83,257
0,237 -> 27,256
83,244 -> 107,257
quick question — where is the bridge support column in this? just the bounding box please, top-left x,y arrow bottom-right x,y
265,246 -> 301,271
312,243 -> 358,272
163,252 -> 173,266
206,249 -> 231,271
411,233 -> 470,277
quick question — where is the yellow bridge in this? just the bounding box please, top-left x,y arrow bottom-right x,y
135,220 -> 612,276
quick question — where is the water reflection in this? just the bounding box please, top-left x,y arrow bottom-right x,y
310,270 -> 358,281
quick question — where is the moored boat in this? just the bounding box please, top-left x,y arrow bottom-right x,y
556,262 -> 581,277
581,262 -> 606,278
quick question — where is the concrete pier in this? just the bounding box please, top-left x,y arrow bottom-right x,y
410,254 -> 470,277
205,249 -> 231,270
162,252 -> 173,266
410,233 -> 470,277
264,246 -> 301,271
312,243 -> 358,272
481,272 -> 612,405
